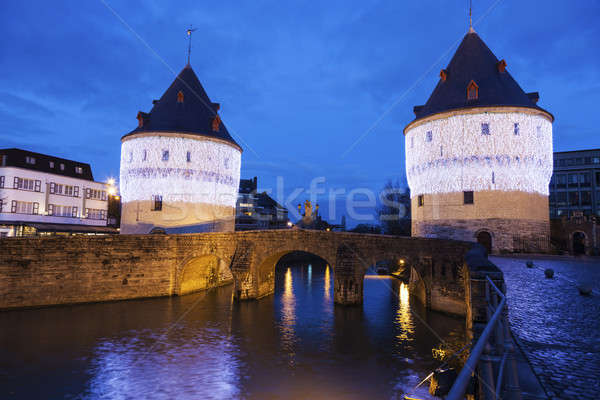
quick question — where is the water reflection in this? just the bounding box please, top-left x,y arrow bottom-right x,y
324,264 -> 331,301
280,267 -> 297,358
0,257 -> 465,399
396,282 -> 414,342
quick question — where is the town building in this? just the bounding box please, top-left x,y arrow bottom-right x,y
549,149 -> 600,218
235,177 -> 289,230
404,26 -> 553,254
119,64 -> 242,234
0,148 -> 115,237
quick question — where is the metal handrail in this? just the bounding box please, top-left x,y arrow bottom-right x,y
446,276 -> 507,400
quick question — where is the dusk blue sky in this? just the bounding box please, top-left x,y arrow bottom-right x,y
1,1 -> 599,225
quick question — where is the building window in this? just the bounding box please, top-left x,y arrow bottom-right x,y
152,195 -> 163,211
556,174 -> 567,189
75,166 -> 83,174
13,177 -> 40,192
581,191 -> 592,206
186,151 -> 191,163
11,201 -> 39,215
580,173 -> 591,187
558,159 -> 566,167
49,161 -> 55,168
25,156 -> 36,165
129,152 -> 133,163
49,205 -> 75,217
0,176 -> 4,188
60,163 -> 65,171
410,137 -> 414,148
74,186 -> 79,197
568,191 -> 580,207
177,91 -> 184,103
417,195 -> 424,207
556,192 -> 567,207
142,149 -> 147,161
514,123 -> 519,135
85,208 -> 106,220
481,123 -> 490,135
467,80 -> 478,100
536,126 -> 542,136
464,191 -> 474,204
0,199 -> 3,212
567,173 -> 578,188
86,189 -> 107,200
426,131 -> 433,142
162,150 -> 169,161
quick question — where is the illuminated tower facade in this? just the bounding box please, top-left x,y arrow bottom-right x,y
120,65 -> 242,234
404,29 -> 553,253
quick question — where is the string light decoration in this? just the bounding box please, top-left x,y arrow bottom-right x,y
120,136 -> 241,207
405,111 -> 553,196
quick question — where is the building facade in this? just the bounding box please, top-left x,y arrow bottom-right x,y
0,148 -> 113,237
549,149 -> 600,218
235,177 -> 289,230
120,64 -> 242,234
405,28 -> 554,253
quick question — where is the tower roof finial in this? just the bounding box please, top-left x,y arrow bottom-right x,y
186,25 -> 197,66
468,0 -> 475,33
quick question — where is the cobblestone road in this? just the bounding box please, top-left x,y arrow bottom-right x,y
491,255 -> 600,400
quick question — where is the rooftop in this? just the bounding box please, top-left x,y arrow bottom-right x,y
410,30 -> 552,123
0,148 -> 95,181
124,65 -> 241,149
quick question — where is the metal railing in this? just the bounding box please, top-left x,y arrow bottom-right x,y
447,276 -> 521,400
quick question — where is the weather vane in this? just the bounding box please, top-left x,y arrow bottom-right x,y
187,25 -> 197,65
469,0 -> 474,32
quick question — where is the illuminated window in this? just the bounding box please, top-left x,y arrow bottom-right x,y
60,163 -> 65,171
481,123 -> 490,135
25,156 -> 36,165
49,161 -> 55,168
75,166 -> 83,174
151,195 -> 163,211
177,91 -> 184,103
418,195 -> 424,207
467,80 -> 478,100
162,150 -> 169,161
514,123 -> 519,135
463,191 -> 474,204
426,131 -> 433,142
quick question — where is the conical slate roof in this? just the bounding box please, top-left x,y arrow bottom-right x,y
411,30 -> 551,122
124,65 -> 240,149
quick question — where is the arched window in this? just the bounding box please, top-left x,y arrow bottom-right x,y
177,91 -> 184,103
467,80 -> 479,100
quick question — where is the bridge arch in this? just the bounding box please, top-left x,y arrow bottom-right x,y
176,254 -> 233,295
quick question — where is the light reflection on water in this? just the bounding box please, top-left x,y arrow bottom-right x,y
0,257 -> 465,399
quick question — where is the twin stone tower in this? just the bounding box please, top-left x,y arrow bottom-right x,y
120,27 -> 553,254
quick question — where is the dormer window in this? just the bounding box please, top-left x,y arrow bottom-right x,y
212,115 -> 221,132
75,166 -> 83,174
49,161 -> 55,168
60,163 -> 65,171
25,156 -> 36,165
439,69 -> 448,82
467,80 -> 478,100
177,91 -> 184,103
497,59 -> 507,73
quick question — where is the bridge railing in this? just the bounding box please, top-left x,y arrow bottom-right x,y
447,275 -> 521,400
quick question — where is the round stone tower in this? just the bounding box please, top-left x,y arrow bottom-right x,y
404,29 -> 553,253
120,64 -> 242,234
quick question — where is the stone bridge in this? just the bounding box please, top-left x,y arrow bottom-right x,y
0,230 -> 477,316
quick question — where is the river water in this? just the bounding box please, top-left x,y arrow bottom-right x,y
1,257 -> 465,399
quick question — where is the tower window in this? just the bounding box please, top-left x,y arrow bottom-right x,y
514,123 -> 519,135
142,149 -> 147,161
410,137 -> 414,148
426,131 -> 433,142
162,150 -> 169,161
418,195 -> 424,207
186,151 -> 191,162
467,80 -> 479,100
177,91 -> 184,103
492,171 -> 496,184
464,191 -> 474,204
151,195 -> 163,211
481,123 -> 490,135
